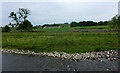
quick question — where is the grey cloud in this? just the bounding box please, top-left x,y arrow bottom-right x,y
2,2 -> 118,26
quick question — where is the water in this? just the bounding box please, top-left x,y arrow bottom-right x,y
2,53 -> 118,71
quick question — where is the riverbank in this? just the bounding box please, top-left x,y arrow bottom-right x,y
0,49 -> 118,61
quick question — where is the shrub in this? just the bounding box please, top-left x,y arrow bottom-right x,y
3,25 -> 10,32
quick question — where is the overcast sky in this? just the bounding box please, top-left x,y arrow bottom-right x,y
1,1 -> 119,26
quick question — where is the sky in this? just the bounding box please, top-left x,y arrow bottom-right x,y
0,0 -> 119,26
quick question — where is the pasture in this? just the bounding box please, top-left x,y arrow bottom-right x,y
33,25 -> 112,31
2,32 -> 119,53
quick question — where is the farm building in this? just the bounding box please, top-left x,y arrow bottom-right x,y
61,25 -> 70,28
43,26 -> 61,29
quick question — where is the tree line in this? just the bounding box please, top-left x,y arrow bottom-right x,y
41,16 -> 119,28
41,21 -> 108,28
70,21 -> 108,27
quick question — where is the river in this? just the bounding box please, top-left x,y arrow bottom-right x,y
2,52 -> 118,71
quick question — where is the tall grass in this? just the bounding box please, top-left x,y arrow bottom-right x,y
2,32 -> 119,53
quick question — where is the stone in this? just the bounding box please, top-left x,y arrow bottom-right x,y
98,58 -> 101,61
1,49 -> 118,62
106,55 -> 109,58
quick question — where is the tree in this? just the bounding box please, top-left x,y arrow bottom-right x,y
17,8 -> 30,22
17,20 -> 33,32
70,22 -> 77,27
117,16 -> 120,29
3,25 -> 10,32
8,23 -> 15,28
23,20 -> 32,32
108,16 -> 118,28
9,8 -> 30,27
9,8 -> 32,32
9,12 -> 19,27
64,22 -> 68,24
17,23 -> 24,31
118,16 -> 120,47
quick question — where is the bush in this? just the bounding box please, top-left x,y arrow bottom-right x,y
17,20 -> 33,32
3,25 -> 10,32
98,27 -> 103,29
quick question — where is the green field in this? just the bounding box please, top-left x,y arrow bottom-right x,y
2,32 -> 119,53
8,25 -> 113,32
33,25 -> 113,31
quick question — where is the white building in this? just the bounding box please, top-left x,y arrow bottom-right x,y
43,26 -> 61,29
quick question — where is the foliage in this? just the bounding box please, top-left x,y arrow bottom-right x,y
3,25 -> 10,32
17,20 -> 33,32
9,12 -> 19,27
8,8 -> 32,32
2,32 -> 119,53
17,8 -> 30,21
108,16 -> 119,29
70,21 -> 108,27
8,23 -> 14,28
117,16 -> 120,29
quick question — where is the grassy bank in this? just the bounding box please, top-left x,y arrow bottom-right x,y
2,32 -> 119,53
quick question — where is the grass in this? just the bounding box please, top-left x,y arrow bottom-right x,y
33,25 -> 113,31
8,25 -> 113,32
2,32 -> 119,53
